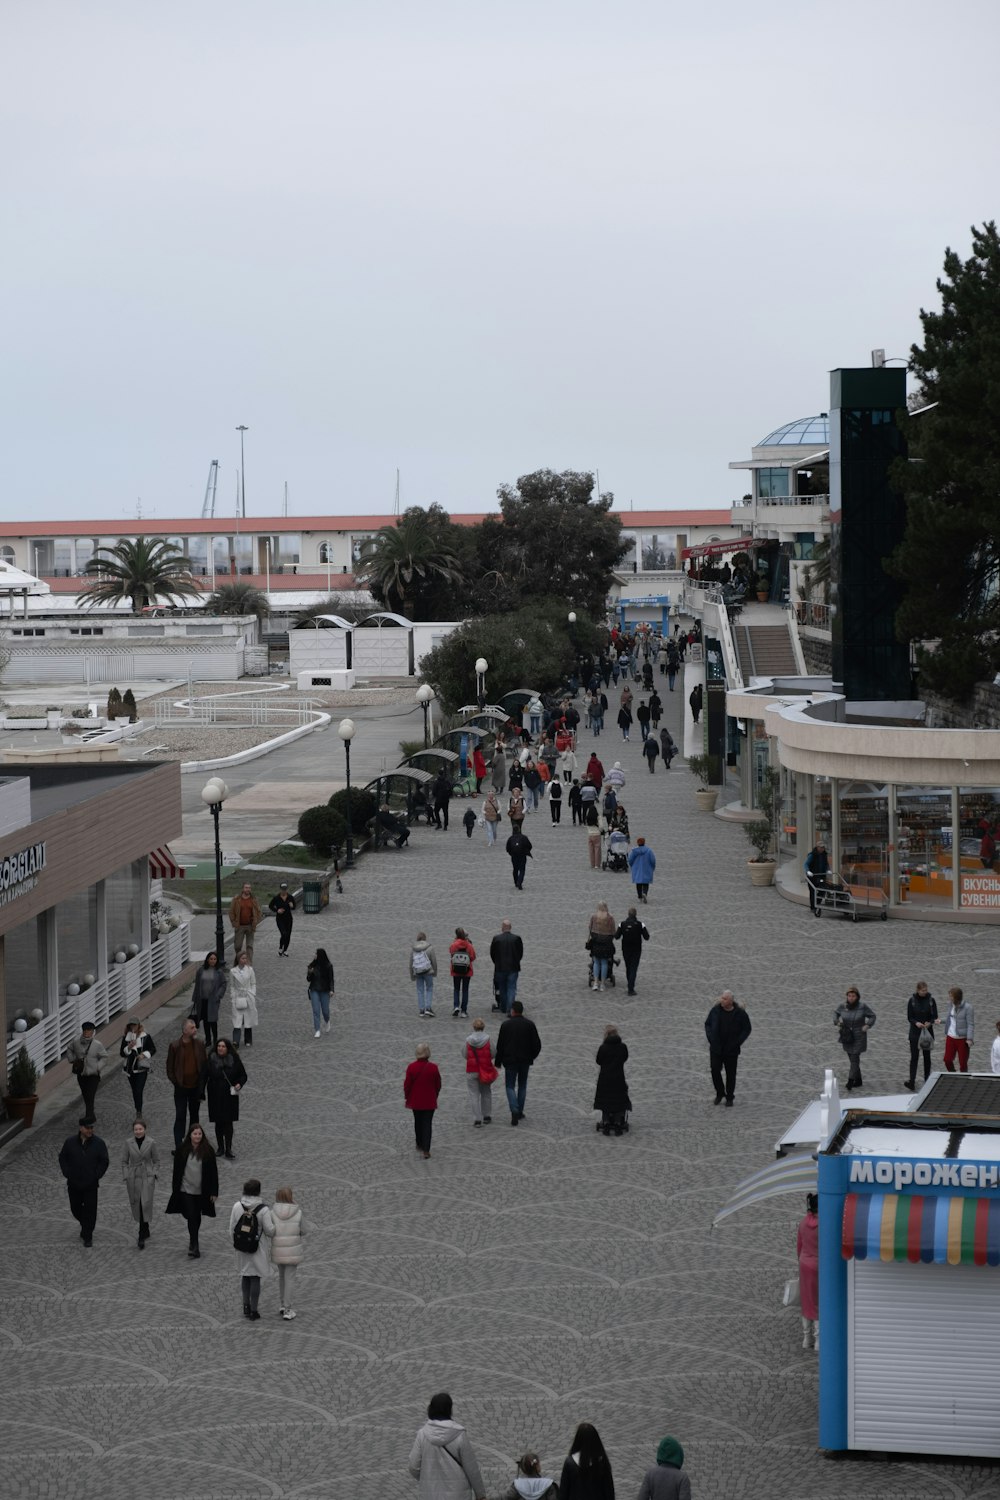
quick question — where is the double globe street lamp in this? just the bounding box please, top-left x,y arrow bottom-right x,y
200,777 -> 230,961
337,718 -> 356,869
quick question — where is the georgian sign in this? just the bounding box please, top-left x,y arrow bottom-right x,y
0,840 -> 46,908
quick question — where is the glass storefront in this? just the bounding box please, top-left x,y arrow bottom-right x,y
105,860 -> 142,962
55,886 -> 99,997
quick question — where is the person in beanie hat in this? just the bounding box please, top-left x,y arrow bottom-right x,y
636,1436 -> 691,1499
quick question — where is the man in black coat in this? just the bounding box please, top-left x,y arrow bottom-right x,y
494,1001 -> 542,1125
615,907 -> 650,996
505,829 -> 532,890
803,841 -> 830,915
431,771 -> 452,830
268,882 -> 296,956
58,1118 -> 110,1247
704,991 -> 752,1107
489,919 -> 524,1014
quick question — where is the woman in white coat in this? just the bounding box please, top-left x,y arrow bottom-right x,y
229,952 -> 259,1048
121,1117 -> 159,1249
271,1185 -> 306,1321
229,1176 -> 275,1321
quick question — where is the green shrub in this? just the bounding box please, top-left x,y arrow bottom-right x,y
328,787 -> 377,827
122,689 -> 138,723
6,1045 -> 39,1098
297,805 -> 347,856
688,753 -> 721,788
744,819 -> 773,861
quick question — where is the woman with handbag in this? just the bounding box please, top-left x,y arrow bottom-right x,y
202,1037 -> 248,1160
797,1193 -> 820,1350
834,985 -> 876,1091
482,789 -> 501,847
120,1018 -> 156,1115
306,948 -> 334,1038
229,952 -> 258,1048
190,951 -> 227,1049
904,980 -> 938,1091
462,1017 -> 496,1126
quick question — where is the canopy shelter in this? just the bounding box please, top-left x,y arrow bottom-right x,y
402,748 -> 459,772
499,688 -> 542,715
682,538 -> 762,561
353,611 -> 414,676
364,765 -> 433,820
712,1152 -> 818,1229
0,561 -> 50,618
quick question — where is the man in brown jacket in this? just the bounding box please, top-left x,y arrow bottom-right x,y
166,1018 -> 207,1150
229,883 -> 262,960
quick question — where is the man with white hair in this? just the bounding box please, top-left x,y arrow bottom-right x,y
704,990 -> 752,1108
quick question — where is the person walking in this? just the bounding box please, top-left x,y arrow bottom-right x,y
524,761 -> 542,812
66,1021 -> 108,1124
472,745 -> 487,792
463,1017 -> 497,1126
228,882 -> 262,961
120,1018 -> 155,1115
797,1193 -> 820,1353
166,1123 -> 218,1258
203,1037 -> 247,1160
992,1020 -> 1000,1074
190,950 -> 227,1049
587,812 -> 605,872
666,642 -> 679,693
559,1421 -> 615,1500
585,751 -> 605,787
508,785 -> 526,834
636,1437 -> 691,1500
432,769 -> 452,831
587,902 -> 617,990
642,735 -> 660,773
404,1042 -> 441,1159
943,985 -> 974,1072
408,1392 -> 486,1500
649,690 -> 662,730
505,827 -> 533,890
620,684 -> 633,715
449,928 -> 476,1016
803,841 -> 830,915
58,1118 -> 109,1248
689,683 -> 702,724
306,948 -> 334,1038
410,931 -> 437,1017
560,743 -> 578,781
569,779 -> 584,826
166,1018 -> 208,1150
494,1454 -> 558,1500
607,761 -> 626,791
268,882 -> 296,956
615,906 -> 650,995
904,980 -> 938,1091
491,745 -> 507,794
628,836 -> 656,902
636,699 -> 651,742
594,1025 -> 631,1136
271,1185 -> 306,1320
482,788 -> 501,846
705,990 -> 752,1106
490,919 -> 523,1014
229,951 -> 258,1048
834,985 -> 876,1091
617,703 -> 632,742
548,777 -> 563,823
659,727 -> 677,768
494,1000 -> 541,1125
229,1176 -> 275,1321
122,1116 -> 159,1249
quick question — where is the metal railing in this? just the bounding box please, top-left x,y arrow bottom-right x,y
154,696 -> 325,728
795,601 -> 833,632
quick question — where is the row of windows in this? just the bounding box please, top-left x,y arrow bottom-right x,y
13,536 -> 380,573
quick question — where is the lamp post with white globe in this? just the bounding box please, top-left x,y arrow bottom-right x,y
416,682 -> 434,748
475,657 -> 488,712
200,778 -> 230,961
338,718 -> 357,869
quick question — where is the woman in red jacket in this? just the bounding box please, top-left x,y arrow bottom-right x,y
449,928 -> 477,1018
403,1043 -> 442,1159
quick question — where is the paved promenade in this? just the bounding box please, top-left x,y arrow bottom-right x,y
3,684 -> 998,1500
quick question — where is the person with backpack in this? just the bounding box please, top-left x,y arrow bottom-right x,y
449,928 -> 476,1017
548,776 -> 563,823
229,1176 -> 275,1321
463,1017 -> 497,1126
410,931 -> 438,1017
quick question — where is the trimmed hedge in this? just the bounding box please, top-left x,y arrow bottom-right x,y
297,805 -> 347,856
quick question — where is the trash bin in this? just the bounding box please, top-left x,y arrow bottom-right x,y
302,881 -> 322,914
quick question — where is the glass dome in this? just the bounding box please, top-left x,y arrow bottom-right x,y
758,414 -> 829,447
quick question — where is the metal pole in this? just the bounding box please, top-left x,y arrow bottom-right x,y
237,425 -> 248,518
344,740 -> 355,868
422,701 -> 429,748
212,802 -> 226,961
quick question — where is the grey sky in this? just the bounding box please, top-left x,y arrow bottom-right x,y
3,0 -> 998,521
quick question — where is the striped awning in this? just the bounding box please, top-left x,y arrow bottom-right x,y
842,1193 -> 1000,1267
149,845 -> 184,879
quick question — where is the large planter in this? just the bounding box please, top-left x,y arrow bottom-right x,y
747,859 -> 777,887
755,590 -> 768,604
3,1094 -> 38,1127
695,788 -> 718,812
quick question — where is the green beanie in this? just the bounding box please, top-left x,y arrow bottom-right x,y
656,1436 -> 684,1468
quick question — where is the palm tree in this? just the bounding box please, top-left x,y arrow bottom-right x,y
204,581 -> 270,622
79,539 -> 202,614
354,514 -> 464,618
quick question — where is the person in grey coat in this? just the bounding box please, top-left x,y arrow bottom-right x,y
121,1117 -> 160,1249
637,1435 -> 691,1500
190,951 -> 227,1049
834,985 -> 876,1091
408,1392 -> 485,1500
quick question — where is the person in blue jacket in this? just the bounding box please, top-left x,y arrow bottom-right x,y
628,835 -> 656,903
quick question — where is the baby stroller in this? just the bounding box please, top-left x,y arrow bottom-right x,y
596,1109 -> 630,1136
604,828 -> 630,873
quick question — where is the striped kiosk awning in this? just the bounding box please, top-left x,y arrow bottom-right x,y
149,845 -> 185,879
842,1193 -> 1000,1267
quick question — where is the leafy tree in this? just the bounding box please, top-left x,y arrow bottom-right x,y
297,805 -> 347,856
354,506 -> 466,620
890,222 -> 1000,699
121,689 -> 138,723
418,600 -> 600,713
80,538 -> 201,614
327,786 -> 377,827
204,581 -> 270,621
106,687 -> 123,721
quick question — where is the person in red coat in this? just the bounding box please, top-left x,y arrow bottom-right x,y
797,1192 -> 819,1351
404,1043 -> 442,1159
472,746 -> 487,792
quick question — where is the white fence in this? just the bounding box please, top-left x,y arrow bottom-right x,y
154,696 -> 326,728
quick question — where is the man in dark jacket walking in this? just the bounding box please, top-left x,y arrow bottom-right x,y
505,829 -> 532,890
58,1118 -> 110,1246
166,1019 -> 208,1149
490,919 -> 524,1014
494,1001 -> 542,1125
431,770 -> 452,830
704,990 -> 752,1107
803,841 -> 830,915
615,907 -> 650,995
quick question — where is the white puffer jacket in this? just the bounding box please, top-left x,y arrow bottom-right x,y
270,1200 -> 305,1265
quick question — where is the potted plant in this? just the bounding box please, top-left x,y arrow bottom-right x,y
744,818 -> 777,886
689,753 -> 722,812
755,574 -> 769,603
3,1045 -> 39,1127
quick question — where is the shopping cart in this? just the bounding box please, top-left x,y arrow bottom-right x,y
815,871 -> 889,922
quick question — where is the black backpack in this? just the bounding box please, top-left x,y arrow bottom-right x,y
232,1202 -> 263,1254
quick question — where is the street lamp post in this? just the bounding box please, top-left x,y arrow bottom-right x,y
567,611 -> 578,693
416,683 -> 434,748
338,718 -> 356,868
475,656 -> 488,712
236,425 -> 248,518
200,777 -> 230,961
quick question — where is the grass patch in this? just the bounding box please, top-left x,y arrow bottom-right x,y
162,841 -> 331,911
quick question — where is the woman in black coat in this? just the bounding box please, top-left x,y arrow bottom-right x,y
560,1421 -> 615,1500
165,1124 -> 218,1258
594,1026 -> 632,1136
202,1037 -> 248,1159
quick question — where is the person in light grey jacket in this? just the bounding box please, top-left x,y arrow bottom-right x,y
66,1022 -> 108,1124
943,985 -> 975,1073
121,1117 -> 159,1249
410,933 -> 438,1017
409,1392 -> 485,1500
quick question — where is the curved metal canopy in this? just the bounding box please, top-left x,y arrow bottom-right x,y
712,1153 -> 818,1229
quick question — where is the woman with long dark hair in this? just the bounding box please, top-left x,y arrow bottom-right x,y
307,948 -> 334,1038
560,1421 -> 615,1499
203,1037 -> 247,1160
165,1123 -> 218,1259
190,951 -> 227,1049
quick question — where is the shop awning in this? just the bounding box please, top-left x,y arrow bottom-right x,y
712,1152 -> 818,1228
149,845 -> 185,879
842,1193 -> 1000,1267
682,538 -> 761,561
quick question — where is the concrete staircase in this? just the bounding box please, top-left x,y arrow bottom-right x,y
734,622 -> 798,680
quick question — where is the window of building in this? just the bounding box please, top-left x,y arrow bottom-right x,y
55,885 -> 99,998
4,913 -> 50,1014
75,538 -> 97,572
958,790 -> 1000,910
188,536 -> 209,576
105,859 -> 143,959
318,542 -> 332,564
0,545 -> 15,566
895,787 -> 951,909
758,468 -> 790,500
277,533 -> 300,566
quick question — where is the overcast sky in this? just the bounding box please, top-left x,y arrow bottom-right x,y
3,0 -> 998,523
